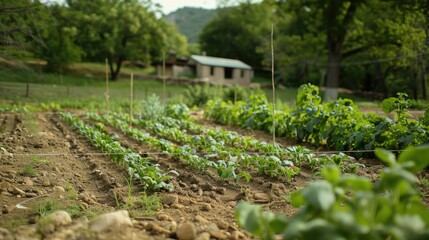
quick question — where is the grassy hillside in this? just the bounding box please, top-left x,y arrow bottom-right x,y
164,7 -> 217,44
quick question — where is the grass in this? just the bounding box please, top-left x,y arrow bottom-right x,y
0,60 -> 387,112
64,182 -> 79,200
19,164 -> 38,177
36,199 -> 59,217
23,112 -> 40,136
31,156 -> 52,165
34,198 -> 89,219
3,218 -> 27,231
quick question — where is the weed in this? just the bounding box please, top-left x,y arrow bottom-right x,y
65,204 -> 84,218
36,199 -> 59,217
20,164 -> 38,177
140,94 -> 165,121
3,218 -> 27,230
31,156 -> 52,165
135,192 -> 162,216
64,182 -> 78,199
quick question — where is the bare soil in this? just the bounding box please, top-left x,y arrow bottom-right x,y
0,111 -> 427,240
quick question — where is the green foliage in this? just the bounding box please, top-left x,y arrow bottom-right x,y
184,84 -> 223,107
199,1 -> 274,68
236,146 -> 429,240
61,112 -> 172,191
36,199 -> 59,217
34,4 -> 83,72
140,94 -> 165,121
64,0 -> 187,80
20,164 -> 38,177
165,104 -> 190,120
205,84 -> 429,154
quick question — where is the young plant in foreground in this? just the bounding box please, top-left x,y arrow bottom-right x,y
236,145 -> 429,240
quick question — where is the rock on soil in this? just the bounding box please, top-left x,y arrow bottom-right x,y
0,227 -> 13,240
38,210 -> 72,234
89,210 -> 132,232
176,222 -> 197,240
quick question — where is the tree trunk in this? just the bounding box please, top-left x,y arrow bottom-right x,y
418,54 -> 427,100
324,42 -> 342,101
107,57 -> 123,81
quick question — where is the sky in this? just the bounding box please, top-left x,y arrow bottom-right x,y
152,0 -> 218,14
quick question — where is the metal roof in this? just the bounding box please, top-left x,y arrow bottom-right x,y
190,55 -> 252,70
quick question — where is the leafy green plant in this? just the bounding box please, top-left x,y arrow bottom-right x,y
205,84 -> 429,155
36,199 -> 59,217
140,94 -> 165,121
20,164 -> 38,177
184,84 -> 223,107
61,112 -> 172,191
236,145 -> 429,240
64,182 -> 78,199
138,192 -> 162,216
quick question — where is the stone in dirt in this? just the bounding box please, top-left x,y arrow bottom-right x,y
216,219 -> 229,230
12,186 -> 26,196
89,210 -> 132,232
160,194 -> 178,206
38,210 -> 72,234
2,205 -> 14,214
176,222 -> 197,240
172,203 -> 185,209
146,222 -> 171,234
23,177 -> 34,186
253,192 -> 270,202
157,213 -> 173,221
201,203 -> 212,211
0,227 -> 13,240
209,230 -> 229,240
194,215 -> 210,225
53,186 -> 65,193
0,182 -> 11,192
195,232 -> 211,240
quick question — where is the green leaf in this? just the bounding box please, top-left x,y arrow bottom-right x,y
375,148 -> 396,167
235,202 -> 262,234
381,97 -> 397,114
339,175 -> 372,191
321,165 -> 340,184
301,181 -> 335,211
269,215 -> 288,234
397,145 -> 429,172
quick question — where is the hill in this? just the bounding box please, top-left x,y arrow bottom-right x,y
164,7 -> 217,44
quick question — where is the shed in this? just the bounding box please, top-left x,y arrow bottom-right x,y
189,55 -> 253,86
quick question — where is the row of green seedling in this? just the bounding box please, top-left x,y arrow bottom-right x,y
136,114 -> 356,174
86,112 -> 251,182
60,112 -> 172,191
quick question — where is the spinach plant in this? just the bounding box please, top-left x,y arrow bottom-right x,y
236,145 -> 429,240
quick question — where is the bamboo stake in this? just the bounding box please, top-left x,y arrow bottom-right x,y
105,58 -> 110,113
271,24 -> 276,145
130,73 -> 134,128
163,51 -> 166,103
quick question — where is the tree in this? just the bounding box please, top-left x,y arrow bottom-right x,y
0,0 -> 46,58
199,0 -> 275,69
65,0 -> 184,80
34,4 -> 82,72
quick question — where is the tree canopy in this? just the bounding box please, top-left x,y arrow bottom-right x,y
198,0 -> 428,99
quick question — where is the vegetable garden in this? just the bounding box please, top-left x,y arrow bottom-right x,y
1,84 -> 429,239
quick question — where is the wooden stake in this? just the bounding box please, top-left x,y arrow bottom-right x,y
105,58 -> 110,113
163,51 -> 166,103
130,73 -> 134,128
271,23 -> 276,145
